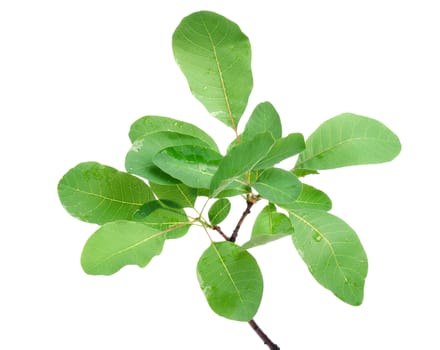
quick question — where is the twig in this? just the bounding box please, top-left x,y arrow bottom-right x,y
212,225 -> 229,240
249,319 -> 280,350
228,194 -> 257,242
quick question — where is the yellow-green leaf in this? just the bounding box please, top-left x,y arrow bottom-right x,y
81,221 -> 166,275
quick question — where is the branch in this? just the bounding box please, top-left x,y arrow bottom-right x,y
212,225 -> 229,240
249,319 -> 280,350
228,194 -> 258,243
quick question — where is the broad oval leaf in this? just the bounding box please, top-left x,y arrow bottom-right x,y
296,113 -> 401,170
242,102 -> 282,142
153,145 -> 223,189
210,132 -> 275,197
58,162 -> 154,225
254,133 -> 305,170
252,168 -> 302,205
289,209 -> 368,305
81,221 -> 166,275
208,198 -> 231,225
282,184 -> 332,211
125,131 -> 212,185
134,200 -> 191,239
197,241 -> 263,321
242,204 -> 293,249
173,11 -> 253,130
129,115 -> 219,152
150,182 -> 197,208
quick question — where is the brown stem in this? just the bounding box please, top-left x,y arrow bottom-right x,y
228,194 -> 257,243
212,225 -> 229,240
249,319 -> 280,350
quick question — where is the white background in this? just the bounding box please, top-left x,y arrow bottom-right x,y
1,1 -> 439,349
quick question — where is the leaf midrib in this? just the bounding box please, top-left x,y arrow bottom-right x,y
296,136 -> 391,167
211,202 -> 229,223
201,15 -> 236,131
254,181 -> 286,200
65,185 -> 144,206
289,210 -> 349,283
176,184 -> 195,208
212,243 -> 245,305
89,222 -> 190,270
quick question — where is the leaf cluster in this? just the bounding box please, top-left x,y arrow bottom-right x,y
58,10 -> 401,333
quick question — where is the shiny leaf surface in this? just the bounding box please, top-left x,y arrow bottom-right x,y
210,132 -> 275,197
125,131 -> 211,184
153,145 -> 223,189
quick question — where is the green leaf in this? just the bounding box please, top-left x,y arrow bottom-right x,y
197,182 -> 251,199
134,200 -> 191,239
150,182 -> 197,208
254,133 -> 305,170
252,168 -> 302,205
153,145 -> 223,189
197,241 -> 263,321
296,113 -> 401,170
196,188 -> 210,197
81,221 -> 166,275
242,102 -> 282,142
210,132 -> 275,197
282,184 -> 332,211
226,102 -> 283,150
208,198 -> 231,225
242,204 -> 293,249
58,162 -> 154,225
173,11 -> 253,130
288,209 -> 368,306
214,182 -> 251,198
292,168 -> 319,177
125,131 -> 212,184
129,115 -> 219,152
